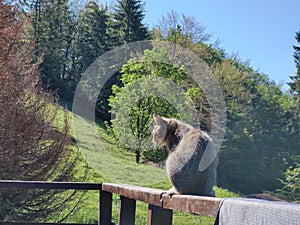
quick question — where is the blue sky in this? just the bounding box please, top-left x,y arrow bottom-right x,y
142,0 -> 300,91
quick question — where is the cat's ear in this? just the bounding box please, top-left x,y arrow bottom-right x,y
153,114 -> 164,125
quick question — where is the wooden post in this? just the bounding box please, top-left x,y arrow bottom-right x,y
118,196 -> 136,225
147,204 -> 173,225
99,190 -> 112,225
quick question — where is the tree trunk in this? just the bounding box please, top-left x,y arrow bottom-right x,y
135,150 -> 140,164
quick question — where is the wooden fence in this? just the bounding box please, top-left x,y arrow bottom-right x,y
0,180 -> 222,225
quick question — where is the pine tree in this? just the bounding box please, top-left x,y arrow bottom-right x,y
286,32 -> 300,152
75,1 -> 110,75
275,161 -> 300,203
289,31 -> 300,98
28,0 -> 75,96
113,0 -> 149,44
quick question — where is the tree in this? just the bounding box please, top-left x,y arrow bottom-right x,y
154,11 -> 297,194
289,31 -> 300,98
286,31 -> 300,157
215,62 -> 296,194
27,0 -> 75,98
273,31 -> 300,202
154,10 -> 211,45
0,2 -> 81,221
77,0 -> 150,121
109,48 -> 197,163
67,1 -> 111,104
275,160 -> 300,203
75,1 -> 110,75
113,0 -> 149,44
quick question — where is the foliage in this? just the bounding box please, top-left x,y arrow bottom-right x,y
289,31 -> 300,98
27,0 -> 75,97
286,31 -> 300,159
113,0 -> 149,44
72,1 -> 110,85
218,67 -> 294,194
0,2 -> 82,221
274,31 -> 300,202
151,11 -> 298,194
274,161 -> 300,203
10,0 -> 300,197
108,13 -> 298,194
109,48 -> 199,163
153,10 -> 211,45
64,114 -> 240,225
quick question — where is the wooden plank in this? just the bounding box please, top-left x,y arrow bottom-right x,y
0,180 -> 101,191
102,183 -> 222,217
147,205 -> 172,225
161,194 -> 221,218
99,190 -> 112,225
102,183 -> 164,208
118,196 -> 136,225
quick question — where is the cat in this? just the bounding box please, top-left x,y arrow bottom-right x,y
152,114 -> 217,196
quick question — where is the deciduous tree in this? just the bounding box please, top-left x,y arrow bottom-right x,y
0,1 -> 81,221
109,49 -> 195,163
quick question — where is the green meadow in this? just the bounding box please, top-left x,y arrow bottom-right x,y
62,110 -> 241,225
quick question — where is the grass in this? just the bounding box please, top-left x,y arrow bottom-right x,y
56,107 -> 241,225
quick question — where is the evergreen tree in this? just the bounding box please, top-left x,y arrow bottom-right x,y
275,161 -> 300,203
289,31 -> 300,98
286,31 -> 300,158
279,32 -> 300,201
75,1 -> 110,73
69,0 -> 110,94
113,0 -> 149,44
28,0 -> 75,97
71,1 -> 114,120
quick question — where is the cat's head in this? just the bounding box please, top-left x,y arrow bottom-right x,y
152,114 -> 168,147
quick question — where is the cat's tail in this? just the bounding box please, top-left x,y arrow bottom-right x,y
198,139 -> 218,172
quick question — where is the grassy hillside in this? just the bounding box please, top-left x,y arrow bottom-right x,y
61,110 -> 240,225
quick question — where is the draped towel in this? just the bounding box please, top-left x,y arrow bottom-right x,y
214,198 -> 300,225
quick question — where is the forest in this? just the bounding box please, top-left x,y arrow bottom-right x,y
0,0 -> 299,222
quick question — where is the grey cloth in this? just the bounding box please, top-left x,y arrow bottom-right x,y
216,198 -> 300,225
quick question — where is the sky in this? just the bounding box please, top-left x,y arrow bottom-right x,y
141,0 -> 300,91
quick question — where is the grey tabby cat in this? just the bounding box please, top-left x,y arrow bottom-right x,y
152,114 -> 217,196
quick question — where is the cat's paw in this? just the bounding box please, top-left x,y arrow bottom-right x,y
167,187 -> 180,196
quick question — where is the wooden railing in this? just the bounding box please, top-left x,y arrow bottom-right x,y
0,181 -> 222,225
0,180 -> 102,225
101,183 -> 221,225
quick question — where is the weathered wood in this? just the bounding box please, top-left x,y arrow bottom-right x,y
0,180 -> 223,225
102,183 -> 163,208
102,183 -> 222,217
99,190 -> 113,225
118,196 -> 136,225
0,180 -> 101,190
161,194 -> 221,218
147,205 -> 172,225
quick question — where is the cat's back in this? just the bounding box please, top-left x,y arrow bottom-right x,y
174,128 -> 210,156
180,128 -> 211,150
166,128 -> 217,196
166,128 -> 210,176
